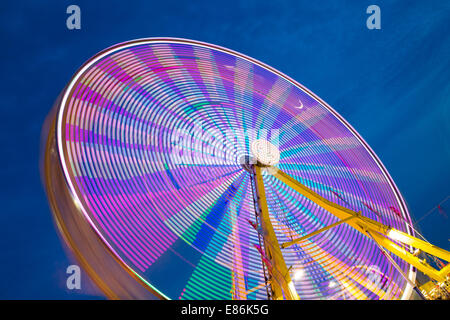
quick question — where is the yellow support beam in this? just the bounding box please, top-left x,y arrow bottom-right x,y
253,165 -> 300,300
281,215 -> 356,249
384,229 -> 450,263
368,231 -> 446,283
439,263 -> 450,278
272,167 -> 450,284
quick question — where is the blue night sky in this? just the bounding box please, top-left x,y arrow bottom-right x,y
0,1 -> 449,299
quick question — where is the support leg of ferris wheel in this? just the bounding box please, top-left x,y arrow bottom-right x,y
249,139 -> 450,299
249,163 -> 300,300
273,167 -> 450,283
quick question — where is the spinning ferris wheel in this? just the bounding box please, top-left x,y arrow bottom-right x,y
42,38 -> 450,300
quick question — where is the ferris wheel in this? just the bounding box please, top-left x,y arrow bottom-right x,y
42,38 -> 450,300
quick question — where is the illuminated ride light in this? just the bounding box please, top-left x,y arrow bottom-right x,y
42,38 -> 416,300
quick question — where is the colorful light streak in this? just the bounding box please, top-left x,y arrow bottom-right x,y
55,38 -> 415,300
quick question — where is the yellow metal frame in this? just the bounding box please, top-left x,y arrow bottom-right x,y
252,165 -> 299,300
271,167 -> 450,284
249,161 -> 449,299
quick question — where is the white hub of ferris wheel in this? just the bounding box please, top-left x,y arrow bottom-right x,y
250,139 -> 280,166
